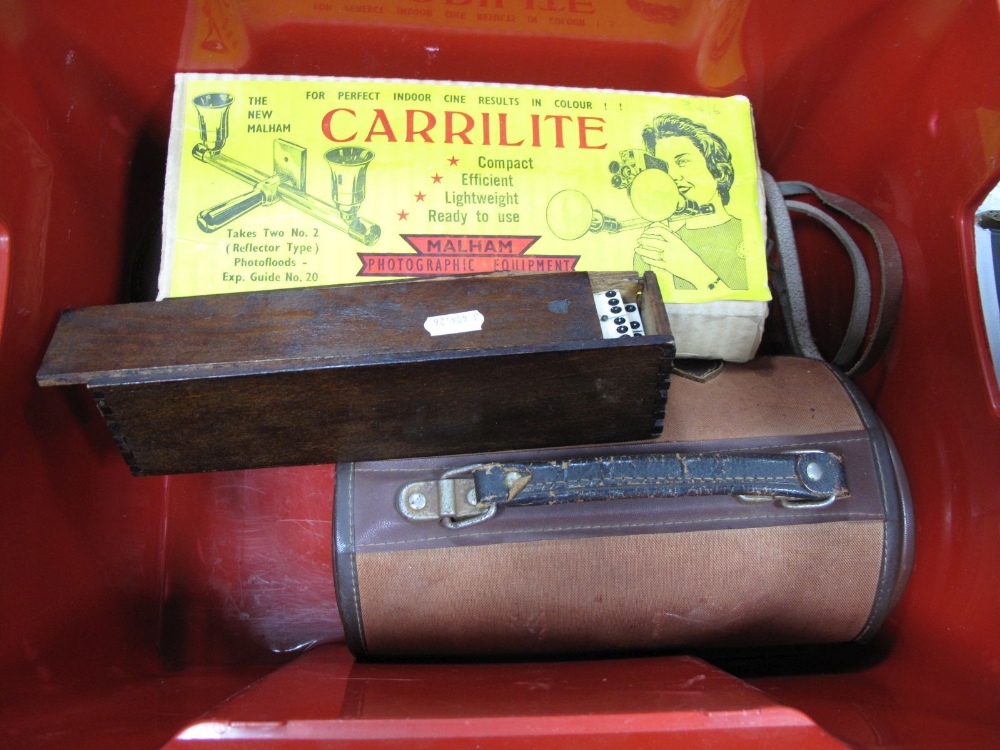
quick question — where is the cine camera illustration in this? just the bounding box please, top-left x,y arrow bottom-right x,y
190,92 -> 381,245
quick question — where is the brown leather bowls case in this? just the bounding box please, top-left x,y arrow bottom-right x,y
334,356 -> 913,659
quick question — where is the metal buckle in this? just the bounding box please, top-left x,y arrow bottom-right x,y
734,450 -> 844,509
736,493 -> 839,509
396,464 -> 498,528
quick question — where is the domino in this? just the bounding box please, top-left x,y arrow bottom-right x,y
594,289 -> 645,339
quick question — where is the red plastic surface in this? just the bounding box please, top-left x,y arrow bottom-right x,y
162,645 -> 852,748
0,216 -> 9,351
4,2 -> 1000,749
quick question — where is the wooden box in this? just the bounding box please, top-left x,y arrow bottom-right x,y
37,271 -> 674,475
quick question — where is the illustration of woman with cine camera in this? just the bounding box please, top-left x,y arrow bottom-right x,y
633,114 -> 747,293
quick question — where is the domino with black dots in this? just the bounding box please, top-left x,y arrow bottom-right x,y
594,289 -> 645,338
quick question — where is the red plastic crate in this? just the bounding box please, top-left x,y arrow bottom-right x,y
3,3 -> 1000,748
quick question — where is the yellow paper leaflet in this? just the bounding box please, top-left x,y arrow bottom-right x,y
160,74 -> 769,305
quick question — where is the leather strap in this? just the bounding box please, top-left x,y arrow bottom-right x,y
780,181 -> 904,376
784,199 -> 871,368
763,173 -> 904,376
763,172 -> 823,362
398,451 -> 847,527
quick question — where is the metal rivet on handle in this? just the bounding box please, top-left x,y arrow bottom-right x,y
805,462 -> 824,482
407,492 -> 427,510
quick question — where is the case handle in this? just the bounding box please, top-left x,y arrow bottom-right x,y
397,451 -> 846,527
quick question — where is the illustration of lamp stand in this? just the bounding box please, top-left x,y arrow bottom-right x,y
191,92 -> 381,246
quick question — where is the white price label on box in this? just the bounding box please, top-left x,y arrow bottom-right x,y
423,310 -> 484,337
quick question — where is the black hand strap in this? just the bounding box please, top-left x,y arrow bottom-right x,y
398,451 -> 846,527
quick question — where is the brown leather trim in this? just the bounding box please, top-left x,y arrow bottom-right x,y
354,520 -> 885,658
333,464 -> 367,658
828,367 -> 913,642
